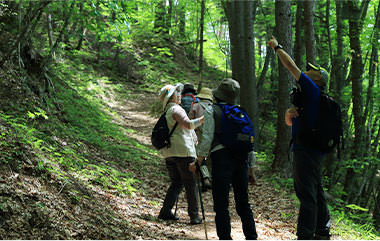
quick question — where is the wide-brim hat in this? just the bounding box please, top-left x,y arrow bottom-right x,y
307,62 -> 329,87
197,87 -> 213,101
212,78 -> 240,105
159,83 -> 183,110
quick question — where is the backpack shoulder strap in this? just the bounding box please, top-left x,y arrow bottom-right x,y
165,107 -> 178,137
169,122 -> 178,137
198,102 -> 208,110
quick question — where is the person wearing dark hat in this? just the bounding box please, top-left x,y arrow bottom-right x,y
267,36 -> 331,240
181,83 -> 199,114
190,79 -> 258,240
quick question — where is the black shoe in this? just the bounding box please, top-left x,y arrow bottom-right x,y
314,228 -> 331,240
158,212 -> 179,221
190,216 -> 202,225
314,233 -> 331,240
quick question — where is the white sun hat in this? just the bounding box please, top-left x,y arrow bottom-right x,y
159,83 -> 184,110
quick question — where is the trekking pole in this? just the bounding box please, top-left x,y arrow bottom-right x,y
196,162 -> 208,240
174,195 -> 179,217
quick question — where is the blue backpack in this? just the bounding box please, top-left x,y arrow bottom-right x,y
215,104 -> 255,153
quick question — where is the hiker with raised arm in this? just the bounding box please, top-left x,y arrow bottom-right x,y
267,36 -> 338,240
190,78 -> 258,240
156,83 -> 204,225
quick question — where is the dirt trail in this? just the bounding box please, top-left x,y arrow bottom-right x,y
104,86 -> 301,240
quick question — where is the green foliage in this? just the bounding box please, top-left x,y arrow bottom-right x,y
331,208 -> 380,240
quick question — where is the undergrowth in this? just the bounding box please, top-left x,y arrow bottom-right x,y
0,49 -> 162,197
256,152 -> 380,240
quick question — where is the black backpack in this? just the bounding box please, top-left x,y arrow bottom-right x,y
151,112 -> 178,150
291,88 -> 344,155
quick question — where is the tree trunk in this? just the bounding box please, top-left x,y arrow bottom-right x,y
294,0 -> 304,69
272,0 -> 292,177
343,0 -> 368,203
242,0 -> 259,148
373,184 -> 380,229
47,12 -> 54,58
224,0 -> 259,148
44,1 -> 74,66
363,0 -> 379,126
326,0 -> 333,70
303,0 -> 316,64
164,0 -> 173,36
178,3 -> 186,39
0,1 -> 51,68
197,0 -> 205,91
154,0 -> 165,34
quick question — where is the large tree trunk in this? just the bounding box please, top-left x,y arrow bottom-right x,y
223,0 -> 259,149
272,0 -> 292,177
303,0 -> 316,64
343,0 -> 369,203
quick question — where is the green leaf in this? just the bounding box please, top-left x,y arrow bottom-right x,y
27,111 -> 36,119
346,204 -> 369,212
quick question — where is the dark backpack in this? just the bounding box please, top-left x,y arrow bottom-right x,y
291,88 -> 344,155
151,112 -> 178,150
215,104 -> 254,153
181,93 -> 199,114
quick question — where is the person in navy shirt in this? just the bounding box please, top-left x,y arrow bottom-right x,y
268,36 -> 331,240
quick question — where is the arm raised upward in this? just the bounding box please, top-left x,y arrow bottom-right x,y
267,36 -> 301,81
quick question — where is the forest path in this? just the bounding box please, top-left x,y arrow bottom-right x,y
101,83 -> 301,240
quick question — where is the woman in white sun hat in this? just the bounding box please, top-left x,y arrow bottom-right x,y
157,83 -> 204,225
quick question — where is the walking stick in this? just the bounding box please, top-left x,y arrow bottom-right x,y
196,162 -> 208,240
174,195 -> 179,217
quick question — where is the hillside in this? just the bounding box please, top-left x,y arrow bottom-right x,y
0,34 -> 299,239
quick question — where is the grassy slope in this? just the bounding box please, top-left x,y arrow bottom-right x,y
0,39 -> 379,239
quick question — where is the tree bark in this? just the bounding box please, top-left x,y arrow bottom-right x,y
272,0 -> 292,177
363,0 -> 379,126
198,0 -> 205,91
223,0 -> 259,148
303,0 -> 316,64
294,0 -> 304,69
178,2 -> 186,39
343,0 -> 369,203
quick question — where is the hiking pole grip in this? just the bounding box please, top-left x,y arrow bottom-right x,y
196,162 -> 208,240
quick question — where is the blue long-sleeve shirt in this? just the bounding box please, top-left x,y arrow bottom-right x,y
292,72 -> 321,150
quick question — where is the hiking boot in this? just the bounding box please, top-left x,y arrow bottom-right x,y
158,212 -> 179,221
190,216 -> 202,225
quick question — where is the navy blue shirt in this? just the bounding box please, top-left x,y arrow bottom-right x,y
292,72 -> 321,151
